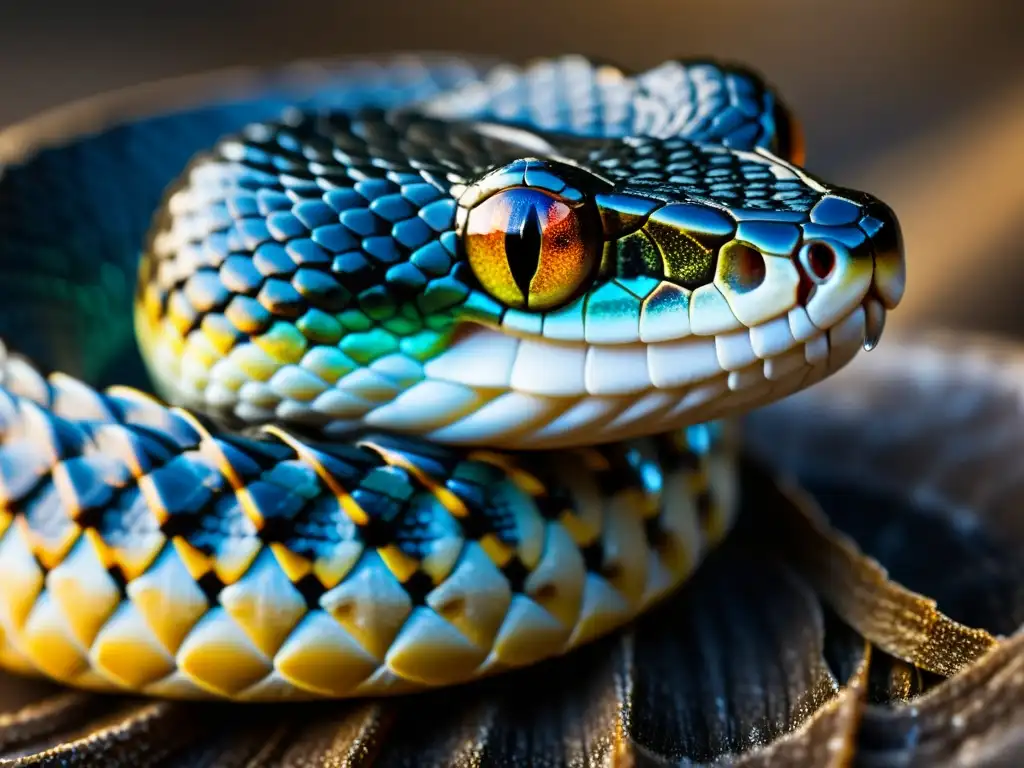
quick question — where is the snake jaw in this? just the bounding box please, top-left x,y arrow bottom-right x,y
418,173 -> 906,448
406,294 -> 877,450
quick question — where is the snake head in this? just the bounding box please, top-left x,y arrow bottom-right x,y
433,144 -> 905,447
137,107 -> 904,450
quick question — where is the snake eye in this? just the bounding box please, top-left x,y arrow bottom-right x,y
464,187 -> 600,311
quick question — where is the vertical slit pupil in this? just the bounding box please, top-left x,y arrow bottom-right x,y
505,202 -> 543,301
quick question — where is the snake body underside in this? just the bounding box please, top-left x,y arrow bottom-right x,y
0,54 -> 905,701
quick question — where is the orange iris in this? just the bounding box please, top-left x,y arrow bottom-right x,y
464,188 -> 598,311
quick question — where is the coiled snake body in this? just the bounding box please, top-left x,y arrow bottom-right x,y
0,55 -> 905,701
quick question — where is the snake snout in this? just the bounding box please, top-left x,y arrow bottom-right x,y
862,200 -> 906,311
796,195 -> 905,333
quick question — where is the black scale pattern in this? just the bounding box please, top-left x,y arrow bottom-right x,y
585,137 -> 823,212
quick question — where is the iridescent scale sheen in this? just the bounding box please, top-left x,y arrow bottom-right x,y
0,54 -> 904,700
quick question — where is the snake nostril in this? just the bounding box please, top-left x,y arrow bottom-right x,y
800,241 -> 836,284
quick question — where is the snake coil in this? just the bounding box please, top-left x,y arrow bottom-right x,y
0,54 -> 905,701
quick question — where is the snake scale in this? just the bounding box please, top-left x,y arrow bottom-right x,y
0,55 -> 905,701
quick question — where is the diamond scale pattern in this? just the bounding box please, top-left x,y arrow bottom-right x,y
385,606 -> 490,685
218,548 -> 308,658
274,610 -> 378,696
19,592 -> 91,684
126,544 -> 210,655
0,352 -> 733,699
522,521 -> 588,633
175,607 -> 273,697
45,532 -> 122,649
319,551 -> 413,661
0,522 -> 44,632
425,542 -> 512,650
90,601 -> 177,690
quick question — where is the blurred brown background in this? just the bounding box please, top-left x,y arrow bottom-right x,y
1,0 -> 1022,336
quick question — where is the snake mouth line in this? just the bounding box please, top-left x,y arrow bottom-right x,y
371,296 -> 879,449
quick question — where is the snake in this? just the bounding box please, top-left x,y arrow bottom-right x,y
0,54 -> 905,701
